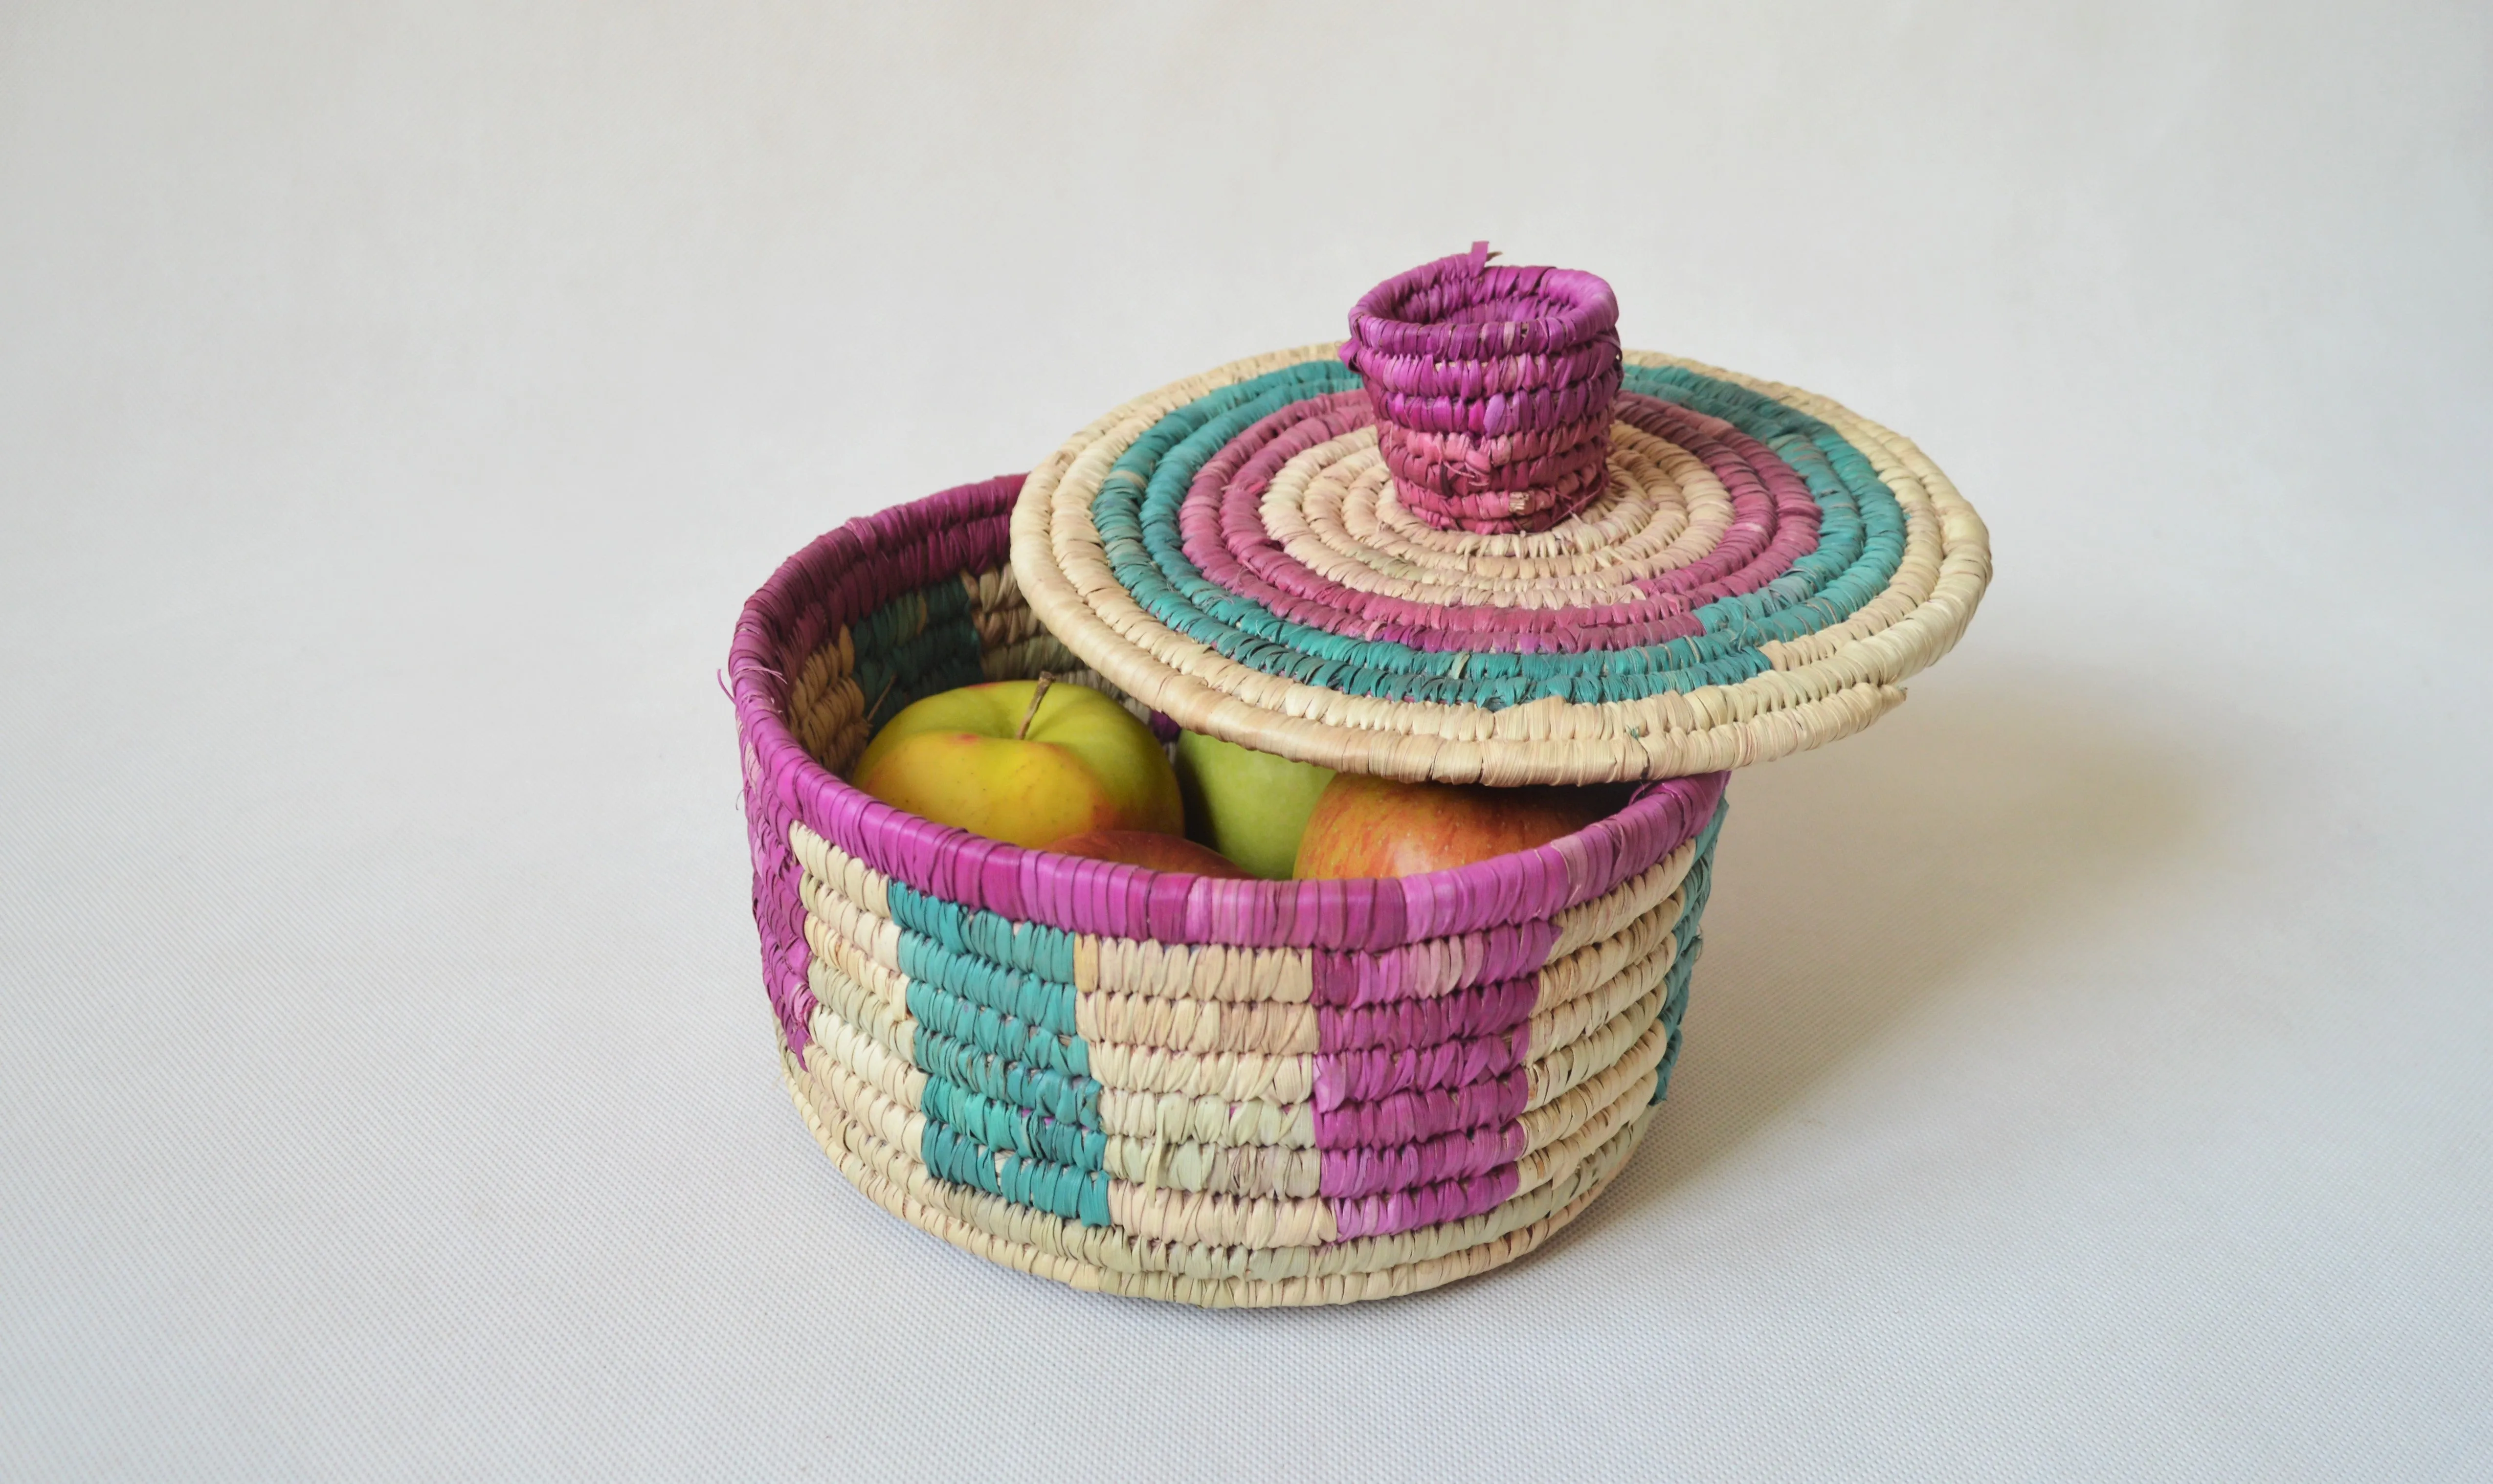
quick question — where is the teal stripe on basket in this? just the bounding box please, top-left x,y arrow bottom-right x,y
886,883 -> 1079,983
897,934 -> 1081,1044
911,1013 -> 1110,1224
1092,358 -> 1909,707
905,975 -> 1088,1079
921,1115 -> 1112,1225
890,886 -> 1110,1224
919,1076 -> 1107,1169
1628,364 -> 1906,651
912,1022 -> 1099,1130
1650,797 -> 1726,1104
847,580 -> 986,732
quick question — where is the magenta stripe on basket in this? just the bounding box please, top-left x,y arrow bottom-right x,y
1321,1122 -> 1530,1200
1315,973 -> 1543,1048
1313,1024 -> 1533,1113
1329,1166 -> 1523,1240
1315,1070 -> 1532,1151
1297,778 -> 1727,1211
1309,922 -> 1562,1007
792,766 -> 1724,950
781,742 -> 1710,948
1309,966 -> 1541,1204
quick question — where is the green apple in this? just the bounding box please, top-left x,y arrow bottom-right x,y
1174,730 -> 1336,881
852,679 -> 1181,849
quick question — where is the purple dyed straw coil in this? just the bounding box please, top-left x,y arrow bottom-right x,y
1342,244 -> 1625,535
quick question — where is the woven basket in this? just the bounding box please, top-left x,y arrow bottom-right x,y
733,248 -> 1987,1304
732,475 -> 1728,1306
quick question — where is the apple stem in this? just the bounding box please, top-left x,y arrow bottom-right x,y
1015,674 -> 1055,740
865,672 -> 898,725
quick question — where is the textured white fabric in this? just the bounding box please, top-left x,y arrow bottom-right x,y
3,2 -> 2488,1477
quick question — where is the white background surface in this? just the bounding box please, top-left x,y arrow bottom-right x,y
4,2 -> 2488,1477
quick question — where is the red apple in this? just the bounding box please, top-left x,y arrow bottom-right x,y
1291,774 -> 1628,880
850,679 -> 1181,850
1047,830 -> 1254,878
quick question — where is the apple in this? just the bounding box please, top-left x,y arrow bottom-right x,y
1047,829 -> 1254,878
1174,731 -> 1336,881
851,678 -> 1181,850
1291,774 -> 1630,879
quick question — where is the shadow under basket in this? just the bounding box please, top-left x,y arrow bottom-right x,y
731,475 -> 1728,1307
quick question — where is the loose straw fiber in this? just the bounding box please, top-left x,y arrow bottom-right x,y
1010,257 -> 1988,785
731,476 -> 1728,1306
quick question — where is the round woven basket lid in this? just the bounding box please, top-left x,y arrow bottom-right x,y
1012,246 -> 1992,784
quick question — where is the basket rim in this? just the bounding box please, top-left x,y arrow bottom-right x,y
1343,244 -> 1620,361
730,475 -> 1727,950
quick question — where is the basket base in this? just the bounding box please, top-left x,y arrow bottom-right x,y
780,1051 -> 1657,1308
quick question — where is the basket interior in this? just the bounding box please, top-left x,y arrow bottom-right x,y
736,475 -> 1154,795
782,562 -> 1155,783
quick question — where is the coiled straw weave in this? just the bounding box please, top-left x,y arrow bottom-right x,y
732,477 -> 1726,1305
1343,243 -> 1624,532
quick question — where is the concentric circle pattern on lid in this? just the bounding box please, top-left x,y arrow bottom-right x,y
1010,252 -> 1990,786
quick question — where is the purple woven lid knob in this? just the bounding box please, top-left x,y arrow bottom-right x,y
1341,243 -> 1624,535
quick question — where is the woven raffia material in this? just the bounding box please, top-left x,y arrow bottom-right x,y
1342,243 -> 1623,533
1010,326 -> 1992,785
732,475 -> 1728,1306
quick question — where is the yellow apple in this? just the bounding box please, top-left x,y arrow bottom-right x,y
1174,731 -> 1336,881
851,679 -> 1180,849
